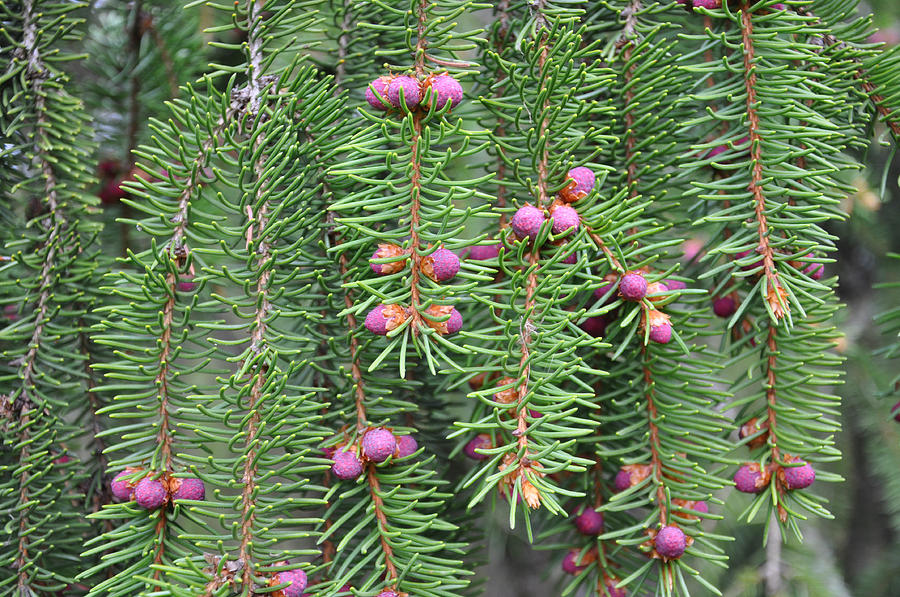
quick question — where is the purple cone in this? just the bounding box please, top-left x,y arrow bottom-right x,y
734,464 -> 767,494
134,477 -> 167,510
387,76 -> 421,109
177,276 -> 196,292
783,460 -> 815,490
580,315 -> 608,338
467,243 -> 501,260
801,253 -> 824,280
594,281 -> 617,301
332,449 -> 364,480
365,77 -> 391,110
396,435 -> 418,458
274,568 -> 308,597
563,166 -> 596,200
428,248 -> 460,282
649,322 -> 672,344
550,205 -> 580,235
574,507 -> 604,535
364,304 -> 402,336
172,477 -> 205,501
655,526 -> 687,559
619,273 -> 647,301
511,205 -> 546,240
614,469 -> 632,492
464,434 -> 492,460
110,470 -> 135,501
446,308 -> 463,334
429,74 -> 463,110
713,297 -> 737,318
362,428 -> 397,463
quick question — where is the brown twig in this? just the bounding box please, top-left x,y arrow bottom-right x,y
327,86 -> 402,592
316,5 -> 404,576
510,33 -> 552,500
641,346 -> 669,526
740,5 -> 787,319
237,1 -> 271,588
146,62 -> 230,505
764,325 -> 780,464
367,464 -> 400,581
408,112 -> 425,336
860,79 -> 900,137
585,227 -> 624,272
763,324 -> 789,523
335,249 -> 399,580
403,0 -> 432,336
413,0 -> 428,78
337,253 -> 370,434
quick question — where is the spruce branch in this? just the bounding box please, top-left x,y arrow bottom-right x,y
403,0 -> 445,339
7,0 -> 91,590
17,0 -> 68,414
1,1 -> 893,594
739,3 -> 788,321
508,31 -> 554,510
794,5 -> 900,139
641,346 -> 670,528
1,0 -> 101,589
234,2 -> 277,587
763,325 -> 786,523
334,245 -> 403,584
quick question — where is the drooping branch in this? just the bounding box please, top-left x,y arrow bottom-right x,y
149,98 -> 231,483
144,80 -> 231,585
641,347 -> 669,527
794,6 -> 900,138
236,1 -> 272,587
405,0 -> 431,336
762,323 -> 791,524
13,1 -> 72,589
510,34 -> 552,506
740,5 -> 787,319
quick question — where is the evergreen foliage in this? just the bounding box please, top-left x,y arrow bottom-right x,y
2,1 -> 900,596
